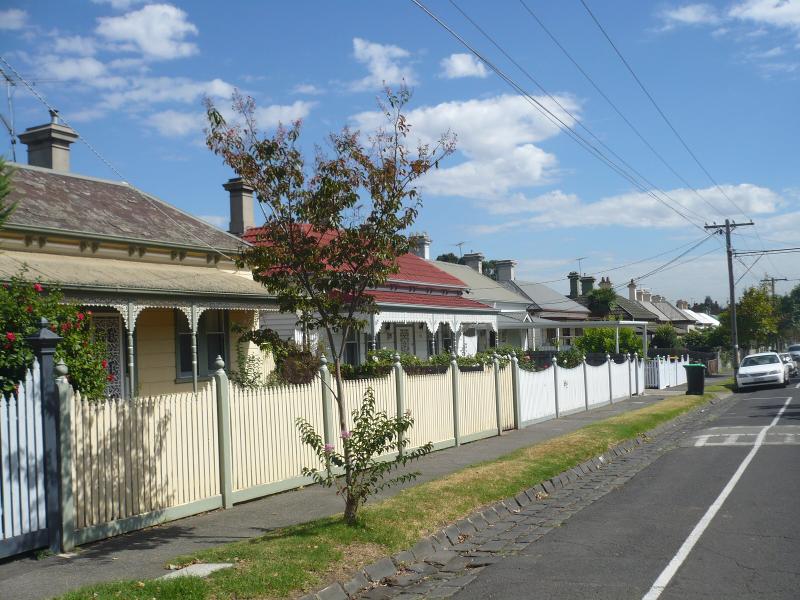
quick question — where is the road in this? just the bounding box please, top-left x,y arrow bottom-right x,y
455,382 -> 800,599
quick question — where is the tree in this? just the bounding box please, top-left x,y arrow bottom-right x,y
0,157 -> 15,228
652,324 -> 679,349
435,252 -> 460,263
691,295 -> 721,314
735,286 -> 777,350
574,327 -> 642,355
205,88 -> 454,524
586,287 -> 617,318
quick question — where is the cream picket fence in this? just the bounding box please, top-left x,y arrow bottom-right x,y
498,366 -> 515,431
70,383 -> 220,544
404,371 -> 454,450
458,369 -> 497,441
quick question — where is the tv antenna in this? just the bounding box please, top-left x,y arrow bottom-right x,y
452,241 -> 469,257
575,256 -> 588,275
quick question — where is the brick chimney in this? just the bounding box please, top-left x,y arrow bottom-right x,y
409,234 -> 431,260
568,271 -> 580,298
628,279 -> 637,301
580,275 -> 595,296
224,177 -> 255,236
495,259 -> 516,282
462,252 -> 484,274
642,290 -> 652,302
636,289 -> 644,302
18,110 -> 78,172
599,276 -> 613,290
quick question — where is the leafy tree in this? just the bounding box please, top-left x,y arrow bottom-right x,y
482,259 -> 498,281
1,272 -> 109,397
777,284 -> 800,343
435,252 -> 460,263
205,87 -> 454,524
0,157 -> 15,228
586,287 -> 617,318
652,324 -> 679,349
736,286 -> 777,350
574,327 -> 642,355
691,295 -> 721,314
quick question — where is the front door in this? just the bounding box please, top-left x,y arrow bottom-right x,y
396,326 -> 414,355
93,314 -> 125,398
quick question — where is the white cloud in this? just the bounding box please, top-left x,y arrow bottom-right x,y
291,83 -> 324,95
254,100 -> 315,127
352,93 -> 577,199
729,0 -> 800,31
439,53 -> 489,79
53,35 -> 97,56
96,4 -> 199,60
351,37 -> 416,90
91,0 -> 147,9
34,54 -> 127,89
660,4 -> 721,28
0,8 -> 27,30
147,109 -> 203,137
474,184 -> 782,233
101,76 -> 234,109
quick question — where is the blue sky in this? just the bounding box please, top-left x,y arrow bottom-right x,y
1,0 -> 799,303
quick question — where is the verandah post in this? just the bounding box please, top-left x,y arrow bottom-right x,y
510,352 -> 521,429
393,353 -> 405,455
55,360 -> 75,552
213,356 -> 233,509
492,354 -> 502,437
450,352 -> 461,446
552,355 -> 560,418
26,318 -> 63,553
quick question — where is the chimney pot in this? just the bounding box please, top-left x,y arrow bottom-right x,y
494,259 -> 517,283
462,252 -> 484,274
224,177 -> 255,235
580,275 -> 596,296
409,233 -> 431,260
18,113 -> 78,171
568,271 -> 580,298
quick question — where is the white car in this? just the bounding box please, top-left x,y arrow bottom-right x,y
736,352 -> 789,391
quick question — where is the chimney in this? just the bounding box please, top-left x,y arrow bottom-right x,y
580,275 -> 595,296
628,279 -> 637,301
462,252 -> 484,274
652,294 -> 663,303
18,110 -> 78,172
495,259 -> 516,283
636,289 -> 643,302
642,290 -> 652,302
568,271 -> 580,298
599,276 -> 613,290
409,234 -> 431,260
224,177 -> 255,236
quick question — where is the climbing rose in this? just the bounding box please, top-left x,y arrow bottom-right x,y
107,374 -> 115,382
101,359 -> 108,369
26,305 -> 33,313
33,283 -> 43,293
5,332 -> 15,342
324,443 -> 335,454
76,313 -> 85,321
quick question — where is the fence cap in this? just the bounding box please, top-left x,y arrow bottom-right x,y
25,317 -> 62,350
55,359 -> 68,378
214,355 -> 225,371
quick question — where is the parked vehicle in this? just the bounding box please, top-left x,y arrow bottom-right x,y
735,352 -> 789,391
780,353 -> 797,378
788,344 -> 800,363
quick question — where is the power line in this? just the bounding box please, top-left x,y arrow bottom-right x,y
517,0 -> 726,220
0,55 -> 238,262
448,0 -> 711,225
409,0 -> 708,234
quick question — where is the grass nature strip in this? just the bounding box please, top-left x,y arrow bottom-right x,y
59,383 -> 731,600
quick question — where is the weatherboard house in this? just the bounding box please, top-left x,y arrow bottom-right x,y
0,115 -> 274,397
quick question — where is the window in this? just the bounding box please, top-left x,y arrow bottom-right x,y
176,310 -> 228,380
440,325 -> 453,353
343,329 -> 360,366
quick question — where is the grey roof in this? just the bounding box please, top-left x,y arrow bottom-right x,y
504,280 -> 590,317
497,311 -> 534,329
653,300 -> 693,322
0,250 -> 272,300
5,163 -> 245,252
612,296 -> 660,321
432,261 -> 530,305
637,300 -> 671,322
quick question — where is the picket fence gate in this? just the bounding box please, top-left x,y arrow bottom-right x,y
2,342 -> 646,559
644,356 -> 690,390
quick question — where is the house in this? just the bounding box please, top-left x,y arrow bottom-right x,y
432,253 -> 535,350
0,114 -> 274,397
240,230 -> 499,364
650,295 -> 696,333
676,301 -> 720,329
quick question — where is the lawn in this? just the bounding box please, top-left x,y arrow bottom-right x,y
59,383 -> 732,600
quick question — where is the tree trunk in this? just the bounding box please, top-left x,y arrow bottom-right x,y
344,495 -> 359,525
333,357 -> 357,524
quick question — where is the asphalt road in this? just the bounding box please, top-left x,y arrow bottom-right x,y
455,382 -> 800,599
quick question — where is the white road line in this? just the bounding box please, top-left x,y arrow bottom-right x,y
795,382 -> 800,389
642,395 -> 793,600
694,435 -> 709,447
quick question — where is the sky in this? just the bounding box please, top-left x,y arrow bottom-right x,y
1,0 -> 799,305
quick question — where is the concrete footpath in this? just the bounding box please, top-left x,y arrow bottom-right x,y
0,388 -> 685,600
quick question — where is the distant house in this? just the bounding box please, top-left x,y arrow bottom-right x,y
0,114 -> 273,397
239,231 -> 499,364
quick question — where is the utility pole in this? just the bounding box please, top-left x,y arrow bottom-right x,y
705,219 -> 754,372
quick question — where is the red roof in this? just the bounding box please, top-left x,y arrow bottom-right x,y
368,290 -> 493,310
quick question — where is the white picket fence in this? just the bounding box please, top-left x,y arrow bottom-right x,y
645,356 -> 690,389
0,360 -> 49,559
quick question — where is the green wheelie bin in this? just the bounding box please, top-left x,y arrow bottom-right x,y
684,363 -> 706,395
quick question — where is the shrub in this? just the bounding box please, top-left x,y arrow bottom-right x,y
557,347 -> 584,368
574,327 -> 642,355
0,272 -> 108,397
652,324 -> 679,350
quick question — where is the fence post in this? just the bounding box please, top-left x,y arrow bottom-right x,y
627,353 -> 633,398
634,352 -> 640,395
493,354 -> 502,437
607,353 -> 613,404
26,318 -> 63,553
213,356 -> 233,509
319,355 -> 336,449
510,352 -> 521,429
54,360 -> 75,552
552,355 -> 560,418
450,353 -> 461,446
582,355 -> 589,411
393,353 -> 405,455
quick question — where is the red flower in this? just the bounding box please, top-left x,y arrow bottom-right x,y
76,313 -> 85,321
61,322 -> 71,332
102,359 -> 108,369
5,332 -> 16,342
33,283 -> 43,293
87,310 -> 92,315
26,305 -> 33,313
107,374 -> 115,382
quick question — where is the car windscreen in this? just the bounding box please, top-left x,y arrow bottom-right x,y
789,346 -> 800,352
741,355 -> 780,367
